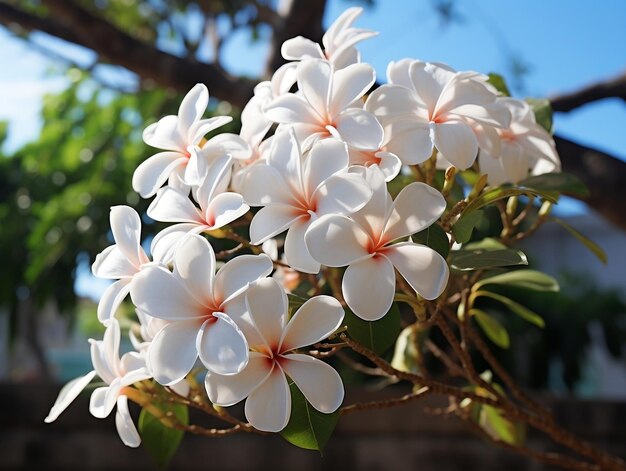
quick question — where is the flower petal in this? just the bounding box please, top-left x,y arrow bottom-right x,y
204,192 -> 249,229
115,395 -> 141,448
249,205 -> 302,245
92,246 -> 136,279
280,354 -> 344,413
245,366 -> 290,432
132,152 -> 187,198
214,253 -> 273,303
343,255 -> 395,321
331,62 -> 375,115
197,314 -> 249,375
45,370 -> 97,423
297,59 -> 332,119
266,128 -> 304,194
205,352 -> 272,406
131,265 -> 203,321
280,295 -> 344,351
241,164 -> 292,206
97,279 -> 132,325
89,386 -> 112,419
147,318 -> 200,385
110,206 -> 145,267
143,115 -> 183,151
384,182 -> 447,241
245,278 -> 288,348
264,93 -> 321,126
284,218 -> 320,274
432,121 -> 479,170
172,234 -> 215,303
178,84 -> 208,134
315,172 -> 372,216
383,242 -> 449,300
305,214 -> 371,267
188,116 -> 233,147
385,122 -> 433,165
303,138 -> 349,197
150,223 -> 206,265
147,187 -> 204,224
281,36 -> 324,61
335,108 -> 383,150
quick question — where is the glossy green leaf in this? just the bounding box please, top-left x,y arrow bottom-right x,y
452,210 -> 484,244
280,382 -> 339,452
463,185 -> 558,215
487,73 -> 511,96
471,309 -> 510,348
449,249 -> 528,271
552,217 -> 607,264
526,98 -> 553,133
476,270 -> 559,292
412,224 -> 450,258
139,402 -> 188,468
344,303 -> 402,354
463,237 -> 507,251
519,173 -> 589,198
475,291 -> 544,327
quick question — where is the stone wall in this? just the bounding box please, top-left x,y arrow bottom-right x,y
1,383 -> 625,470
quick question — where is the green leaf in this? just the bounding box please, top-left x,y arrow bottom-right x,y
452,210 -> 484,244
449,249 -> 528,271
526,98 -> 553,133
487,73 -> 511,96
479,405 -> 525,445
551,217 -> 608,264
519,173 -> 589,198
390,324 -> 425,373
344,303 -> 401,354
281,382 -> 339,452
471,309 -> 510,348
463,185 -> 558,215
476,269 -> 559,292
412,224 -> 450,258
287,294 -> 308,313
138,402 -> 188,468
475,291 -> 544,327
463,237 -> 507,251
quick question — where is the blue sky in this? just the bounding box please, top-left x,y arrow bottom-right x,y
1,0 -> 625,298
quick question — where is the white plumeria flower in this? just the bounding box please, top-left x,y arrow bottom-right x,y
348,125 -> 402,181
282,7 -> 377,69
130,234 -> 273,384
478,97 -> 561,185
205,278 -> 345,432
45,320 -> 151,448
366,60 -> 510,169
147,152 -> 249,263
133,84 -> 243,197
265,59 -> 383,151
92,206 -> 155,325
242,129 -> 372,274
306,166 -> 450,321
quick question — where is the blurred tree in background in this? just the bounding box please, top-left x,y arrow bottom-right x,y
0,0 -> 625,383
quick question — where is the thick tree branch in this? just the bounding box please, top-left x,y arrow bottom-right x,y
554,135 -> 626,230
0,1 -> 256,108
264,0 -> 326,76
550,71 -> 626,112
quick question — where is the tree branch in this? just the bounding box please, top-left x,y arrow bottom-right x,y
554,135 -> 626,230
264,0 -> 327,76
549,71 -> 626,112
0,1 -> 256,107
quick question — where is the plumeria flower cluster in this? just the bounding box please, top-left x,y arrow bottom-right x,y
47,6 -> 561,448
